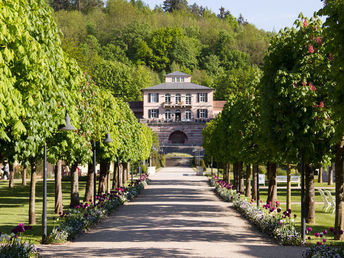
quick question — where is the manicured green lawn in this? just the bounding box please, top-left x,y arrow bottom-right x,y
0,179 -> 87,243
0,171 -> 140,244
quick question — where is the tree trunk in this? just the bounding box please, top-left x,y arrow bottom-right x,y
125,163 -> 130,183
70,163 -> 79,207
226,163 -> 230,183
29,161 -> 37,225
267,162 -> 277,205
84,163 -> 94,203
112,161 -> 117,189
232,163 -> 237,190
245,165 -> 251,197
287,164 -> 292,211
9,163 -> 15,188
239,162 -> 244,193
318,167 -> 323,183
328,163 -> 334,185
106,164 -> 111,194
98,162 -> 108,195
223,163 -> 228,182
305,164 -> 315,224
55,160 -> 63,214
119,163 -> 123,187
335,139 -> 344,240
22,167 -> 27,186
252,164 -> 258,200
122,163 -> 127,186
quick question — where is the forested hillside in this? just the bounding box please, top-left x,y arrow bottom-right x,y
49,0 -> 272,100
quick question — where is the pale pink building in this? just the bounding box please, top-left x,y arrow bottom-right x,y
129,71 -> 225,149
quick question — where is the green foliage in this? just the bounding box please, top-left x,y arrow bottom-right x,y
319,0 -> 344,139
260,14 -> 335,165
51,1 -> 271,101
93,61 -> 152,101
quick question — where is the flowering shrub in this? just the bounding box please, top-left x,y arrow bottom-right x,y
0,223 -> 40,258
211,175 -> 300,245
48,175 -> 149,243
210,175 -> 240,202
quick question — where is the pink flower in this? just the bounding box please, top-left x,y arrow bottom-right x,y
316,37 -> 322,46
319,101 -> 324,108
303,20 -> 308,28
302,81 -> 307,86
315,232 -> 320,237
308,44 -> 314,54
316,241 -> 322,246
309,82 -> 316,91
323,238 -> 327,243
307,227 -> 313,232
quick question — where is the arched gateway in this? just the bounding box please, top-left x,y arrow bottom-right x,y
168,130 -> 188,144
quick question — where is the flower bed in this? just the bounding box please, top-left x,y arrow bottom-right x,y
210,176 -> 239,202
48,174 -> 149,243
302,227 -> 344,257
210,175 -> 301,245
0,223 -> 40,258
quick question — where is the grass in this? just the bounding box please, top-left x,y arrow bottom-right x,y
0,178 -> 87,243
0,171 -> 142,244
165,152 -> 193,157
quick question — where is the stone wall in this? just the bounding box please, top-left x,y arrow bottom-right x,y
148,122 -> 206,146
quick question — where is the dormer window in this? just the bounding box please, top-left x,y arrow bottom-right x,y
172,76 -> 184,83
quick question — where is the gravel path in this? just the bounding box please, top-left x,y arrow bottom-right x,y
40,167 -> 305,258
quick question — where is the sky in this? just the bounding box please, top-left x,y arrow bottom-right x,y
142,0 -> 325,32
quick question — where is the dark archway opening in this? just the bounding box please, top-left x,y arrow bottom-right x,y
168,130 -> 188,144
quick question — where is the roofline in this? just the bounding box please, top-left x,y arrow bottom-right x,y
141,87 -> 215,92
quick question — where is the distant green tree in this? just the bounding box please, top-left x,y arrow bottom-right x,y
171,37 -> 202,70
93,61 -> 151,101
149,27 -> 183,71
214,66 -> 259,100
162,0 -> 188,12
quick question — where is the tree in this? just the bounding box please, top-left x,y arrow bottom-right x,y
162,0 -> 188,12
260,14 -> 335,224
93,61 -> 152,101
319,0 -> 344,240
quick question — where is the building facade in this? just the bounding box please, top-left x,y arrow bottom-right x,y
129,71 -> 225,151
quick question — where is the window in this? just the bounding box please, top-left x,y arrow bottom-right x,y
148,109 -> 159,118
148,93 -> 159,103
172,77 -> 184,82
165,93 -> 171,103
186,94 -> 191,105
185,110 -> 192,120
197,109 -> 208,118
175,93 -> 181,103
198,93 -> 208,102
165,109 -> 171,120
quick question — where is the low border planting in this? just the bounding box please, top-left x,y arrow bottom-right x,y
48,174 -> 149,243
210,175 -> 301,245
0,223 -> 41,258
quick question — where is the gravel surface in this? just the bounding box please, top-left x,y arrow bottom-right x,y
39,167 -> 305,258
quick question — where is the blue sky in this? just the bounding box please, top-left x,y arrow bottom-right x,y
141,0 -> 325,32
